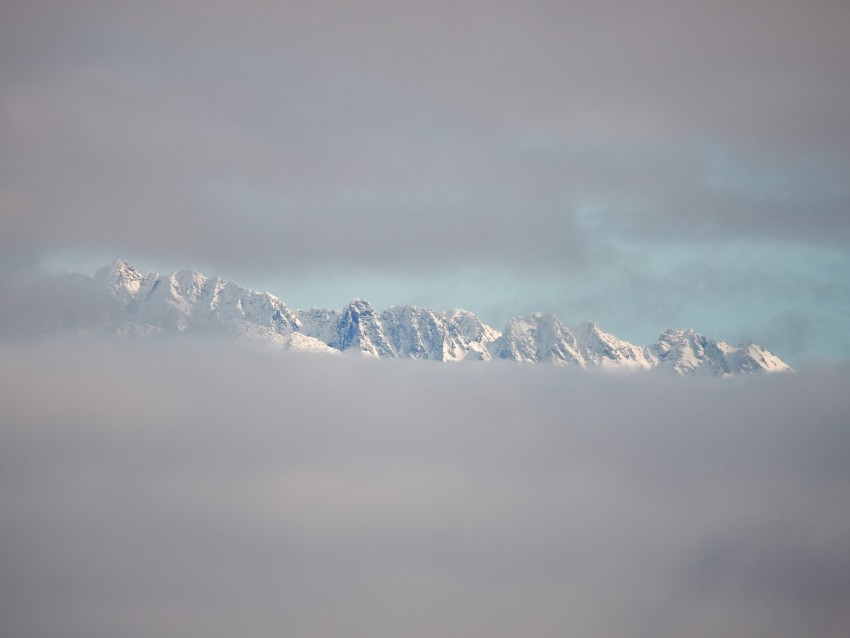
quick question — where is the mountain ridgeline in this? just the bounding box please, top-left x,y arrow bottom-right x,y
88,259 -> 791,375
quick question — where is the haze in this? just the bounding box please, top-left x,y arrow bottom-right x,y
2,2 -> 850,635
2,0 -> 849,361
2,341 -> 850,637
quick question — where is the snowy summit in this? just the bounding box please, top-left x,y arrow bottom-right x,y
84,259 -> 791,375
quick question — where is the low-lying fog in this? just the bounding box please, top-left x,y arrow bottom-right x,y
2,339 -> 849,638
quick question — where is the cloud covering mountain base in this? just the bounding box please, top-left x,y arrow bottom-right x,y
0,259 -> 792,374
1,341 -> 848,638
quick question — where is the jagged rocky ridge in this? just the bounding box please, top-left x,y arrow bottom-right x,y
86,259 -> 791,375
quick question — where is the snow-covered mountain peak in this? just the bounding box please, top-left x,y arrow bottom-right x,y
94,258 -> 144,300
173,267 -> 207,287
87,260 -> 303,336
70,259 -> 793,374
96,257 -> 135,278
343,298 -> 376,314
337,298 -> 395,357
171,269 -> 209,304
101,257 -> 135,275
653,328 -> 713,375
731,342 -> 793,374
574,321 -> 656,370
374,304 -> 498,362
491,313 -> 583,366
575,320 -> 603,336
657,327 -> 704,343
650,328 -> 794,376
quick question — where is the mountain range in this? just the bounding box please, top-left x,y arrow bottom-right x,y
77,259 -> 791,375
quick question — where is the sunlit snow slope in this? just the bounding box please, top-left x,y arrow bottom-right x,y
82,259 -> 791,374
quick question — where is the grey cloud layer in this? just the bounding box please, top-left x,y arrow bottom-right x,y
2,341 -> 850,637
2,0 -> 849,274
3,5 -> 849,634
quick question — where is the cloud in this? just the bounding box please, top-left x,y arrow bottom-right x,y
2,0 -> 849,276
1,1 -> 848,363
0,269 -> 121,340
1,339 -> 849,637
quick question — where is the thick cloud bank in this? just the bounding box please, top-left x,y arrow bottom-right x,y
2,340 -> 849,638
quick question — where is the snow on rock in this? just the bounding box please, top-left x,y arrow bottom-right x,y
82,259 -> 792,375
651,329 -> 793,376
733,343 -> 793,374
94,258 -> 143,304
381,305 -> 447,360
380,305 -> 500,361
95,260 -> 300,338
491,313 -> 584,366
652,328 -> 722,376
445,309 -> 500,361
574,321 -> 656,371
336,299 -> 396,357
286,332 -> 342,355
297,307 -> 343,346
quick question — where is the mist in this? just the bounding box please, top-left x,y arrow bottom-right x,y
2,339 -> 849,638
3,0 -> 849,360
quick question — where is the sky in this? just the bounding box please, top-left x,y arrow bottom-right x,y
2,0 -> 849,363
2,4 -> 850,633
2,341 -> 850,638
